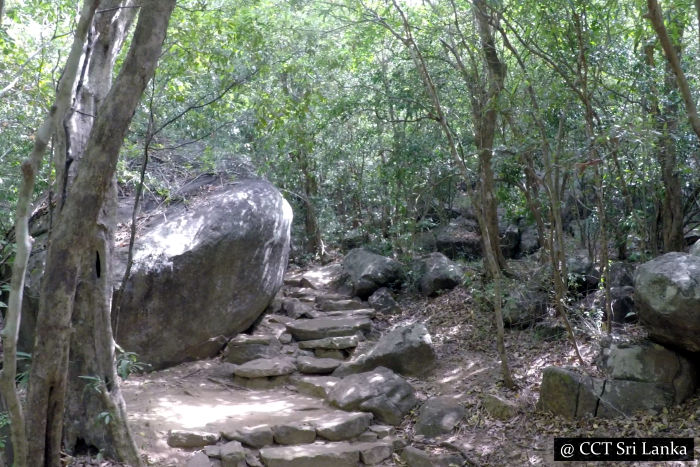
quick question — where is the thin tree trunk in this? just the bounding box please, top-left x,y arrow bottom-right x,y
0,4 -> 97,466
25,2 -> 175,465
647,0 -> 700,145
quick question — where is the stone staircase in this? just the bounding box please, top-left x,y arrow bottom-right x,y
179,264 -> 408,466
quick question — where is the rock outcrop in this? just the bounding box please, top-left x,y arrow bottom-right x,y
416,252 -> 463,297
634,252 -> 700,353
342,248 -> 404,299
114,179 -> 292,368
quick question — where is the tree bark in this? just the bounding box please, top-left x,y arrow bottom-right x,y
25,2 -> 175,465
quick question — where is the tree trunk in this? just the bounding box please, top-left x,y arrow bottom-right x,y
25,2 -> 175,465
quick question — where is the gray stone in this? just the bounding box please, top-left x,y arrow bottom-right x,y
367,287 -> 401,314
357,431 -> 378,441
342,248 -> 405,299
222,425 -> 273,449
231,357 -> 296,378
167,429 -> 218,448
222,334 -> 282,364
414,396 -> 465,437
317,298 -> 366,311
434,217 -> 482,260
186,451 -> 213,467
368,425 -> 395,438
232,375 -> 289,390
482,394 -> 517,420
333,323 -> 436,377
518,223 -> 540,256
315,412 -> 373,441
259,442 -> 359,467
297,356 -> 342,374
290,375 -> 340,398
417,252 -> 463,297
538,366 -> 682,418
298,336 -> 359,350
328,367 -> 418,425
272,422 -> 317,445
220,440 -> 246,467
111,180 -> 292,369
608,262 -> 635,287
598,341 -> 697,403
401,446 -> 433,467
243,450 -> 263,467
315,349 -> 348,360
635,252 -> 700,352
281,298 -> 316,319
359,440 -> 393,464
690,239 -> 700,256
502,284 -> 548,328
566,254 -> 600,292
321,309 -> 375,319
204,445 -> 222,458
285,317 -> 372,341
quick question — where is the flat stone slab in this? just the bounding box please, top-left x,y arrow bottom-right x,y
298,335 -> 359,350
297,356 -> 342,374
286,317 -> 371,341
291,375 -> 340,399
317,298 -> 367,311
322,309 -> 376,319
232,357 -> 297,378
167,429 -> 219,448
260,441 -> 391,467
315,411 -> 373,441
222,424 -> 274,448
272,422 -> 317,445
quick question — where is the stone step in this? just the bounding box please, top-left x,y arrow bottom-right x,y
297,356 -> 342,374
259,440 -> 393,467
316,298 -> 367,311
298,335 -> 359,350
285,317 -> 372,341
231,357 -> 297,389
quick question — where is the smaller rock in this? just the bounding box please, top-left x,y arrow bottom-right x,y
297,356 -> 342,374
359,440 -> 393,464
186,451 -> 212,467
243,449 -> 263,467
357,431 -> 378,442
272,422 -> 316,445
298,335 -> 359,350
317,298 -> 366,311
223,335 -> 281,365
315,412 -> 374,441
167,430 -> 218,448
231,357 -> 296,378
414,396 -> 465,437
417,252 -> 463,296
204,445 -> 222,458
220,440 -> 246,467
368,425 -> 395,438
401,446 -> 432,467
367,287 -> 401,314
285,317 -> 372,341
690,239 -> 700,256
260,442 -> 359,467
281,298 -> 316,318
333,323 -> 436,377
315,348 -> 348,360
290,375 -> 340,398
328,367 -> 417,425
482,394 -> 517,420
222,425 -> 273,449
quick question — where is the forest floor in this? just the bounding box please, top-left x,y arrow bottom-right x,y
66,259 -> 700,467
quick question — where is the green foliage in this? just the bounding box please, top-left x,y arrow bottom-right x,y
116,349 -> 150,380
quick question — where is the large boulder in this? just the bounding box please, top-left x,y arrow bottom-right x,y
416,253 -> 463,297
597,341 -> 697,403
342,249 -> 404,299
434,218 -> 482,260
113,179 -> 292,368
333,323 -> 436,377
634,252 -> 700,352
414,396 -> 465,437
328,367 -> 418,425
502,283 -> 548,328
